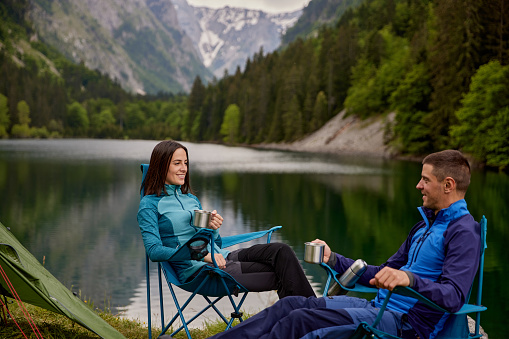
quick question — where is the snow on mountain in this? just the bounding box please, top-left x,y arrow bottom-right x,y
172,0 -> 301,77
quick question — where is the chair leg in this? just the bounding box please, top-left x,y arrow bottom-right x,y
163,274 -> 214,338
158,264 -> 164,332
146,256 -> 152,339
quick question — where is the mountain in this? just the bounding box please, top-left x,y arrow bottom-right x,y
28,0 -> 211,94
281,0 -> 364,46
172,0 -> 301,78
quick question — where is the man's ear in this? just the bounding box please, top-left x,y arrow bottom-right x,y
443,177 -> 456,193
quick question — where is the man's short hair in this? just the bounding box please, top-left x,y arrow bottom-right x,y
423,150 -> 471,194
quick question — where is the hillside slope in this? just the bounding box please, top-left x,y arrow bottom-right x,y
258,110 -> 396,158
28,0 -> 211,94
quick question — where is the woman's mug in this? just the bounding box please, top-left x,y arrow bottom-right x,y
304,242 -> 325,264
193,210 -> 212,228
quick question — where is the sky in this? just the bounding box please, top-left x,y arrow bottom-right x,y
186,0 -> 311,14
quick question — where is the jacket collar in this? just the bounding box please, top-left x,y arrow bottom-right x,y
163,184 -> 181,195
419,199 -> 469,225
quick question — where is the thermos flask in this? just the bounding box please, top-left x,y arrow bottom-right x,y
339,259 -> 367,288
328,259 -> 367,295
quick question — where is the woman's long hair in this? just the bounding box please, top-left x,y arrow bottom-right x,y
141,140 -> 193,196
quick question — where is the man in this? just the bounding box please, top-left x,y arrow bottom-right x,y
209,150 -> 480,339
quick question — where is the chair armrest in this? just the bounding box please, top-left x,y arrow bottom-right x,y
319,262 -> 378,295
390,286 -> 487,315
164,229 -> 215,261
392,286 -> 449,313
221,226 -> 282,248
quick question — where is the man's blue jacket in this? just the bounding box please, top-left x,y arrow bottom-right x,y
329,199 -> 480,339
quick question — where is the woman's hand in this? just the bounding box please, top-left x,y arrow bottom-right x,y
208,210 -> 223,230
311,239 -> 332,263
203,253 -> 226,269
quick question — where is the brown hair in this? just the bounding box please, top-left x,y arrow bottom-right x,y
422,150 -> 471,194
141,140 -> 193,196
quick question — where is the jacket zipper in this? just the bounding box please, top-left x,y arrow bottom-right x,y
408,210 -> 433,269
408,229 -> 432,269
174,187 -> 193,226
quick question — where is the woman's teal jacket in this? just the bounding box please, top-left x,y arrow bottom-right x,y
138,184 -> 229,283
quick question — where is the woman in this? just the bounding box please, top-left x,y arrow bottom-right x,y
138,140 -> 315,298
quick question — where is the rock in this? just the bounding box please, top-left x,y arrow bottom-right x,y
468,316 -> 488,339
256,110 -> 396,158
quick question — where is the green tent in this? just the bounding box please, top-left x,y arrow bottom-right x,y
0,221 -> 126,338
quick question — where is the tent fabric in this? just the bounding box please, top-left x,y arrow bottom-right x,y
0,221 -> 126,339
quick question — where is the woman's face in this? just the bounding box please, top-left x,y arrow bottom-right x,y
165,148 -> 188,186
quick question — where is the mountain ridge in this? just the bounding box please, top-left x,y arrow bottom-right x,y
26,0 -> 302,93
172,0 -> 301,77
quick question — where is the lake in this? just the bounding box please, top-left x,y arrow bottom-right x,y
0,139 -> 506,337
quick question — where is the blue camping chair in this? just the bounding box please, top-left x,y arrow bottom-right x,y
319,216 -> 488,339
139,164 -> 282,339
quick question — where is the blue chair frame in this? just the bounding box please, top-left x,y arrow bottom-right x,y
319,216 -> 488,339
140,164 -> 282,338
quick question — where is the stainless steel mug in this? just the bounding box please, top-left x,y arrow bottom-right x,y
193,210 -> 211,228
304,242 -> 325,264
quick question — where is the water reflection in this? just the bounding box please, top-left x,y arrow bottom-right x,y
0,140 -> 507,337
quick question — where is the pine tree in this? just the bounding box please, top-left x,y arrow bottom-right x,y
428,0 -> 483,149
0,93 -> 10,137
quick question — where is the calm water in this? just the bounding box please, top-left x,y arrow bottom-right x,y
0,139 -> 507,337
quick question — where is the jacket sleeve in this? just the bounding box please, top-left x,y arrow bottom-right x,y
138,198 -> 178,262
329,222 -> 423,286
411,216 -> 480,312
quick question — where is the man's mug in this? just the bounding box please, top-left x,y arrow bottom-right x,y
304,242 -> 324,264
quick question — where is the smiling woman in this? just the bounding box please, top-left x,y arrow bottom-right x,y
138,140 -> 316,298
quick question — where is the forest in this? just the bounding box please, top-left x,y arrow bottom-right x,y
1,0 -> 508,170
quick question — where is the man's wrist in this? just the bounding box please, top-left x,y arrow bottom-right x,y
403,271 -> 415,287
327,252 -> 337,268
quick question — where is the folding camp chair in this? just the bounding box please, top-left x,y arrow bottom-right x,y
139,164 -> 282,339
319,216 -> 488,339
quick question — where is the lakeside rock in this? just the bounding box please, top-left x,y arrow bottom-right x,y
256,110 -> 396,158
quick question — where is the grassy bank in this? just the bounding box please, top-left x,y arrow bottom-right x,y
0,298 -> 229,338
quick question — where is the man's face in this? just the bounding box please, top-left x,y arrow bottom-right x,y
416,164 -> 445,213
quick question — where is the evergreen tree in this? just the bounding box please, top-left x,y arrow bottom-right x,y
428,0 -> 483,149
0,94 -> 10,138
186,76 -> 206,140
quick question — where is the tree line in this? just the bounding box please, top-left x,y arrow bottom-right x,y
183,0 -> 508,170
1,0 -> 508,170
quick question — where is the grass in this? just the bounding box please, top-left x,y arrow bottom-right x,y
0,298 -> 234,339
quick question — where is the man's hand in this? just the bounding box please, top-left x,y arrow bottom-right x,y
311,239 -> 331,263
204,253 -> 226,269
369,267 -> 410,291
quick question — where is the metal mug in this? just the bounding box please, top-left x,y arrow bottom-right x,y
193,210 -> 211,228
304,242 -> 324,264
